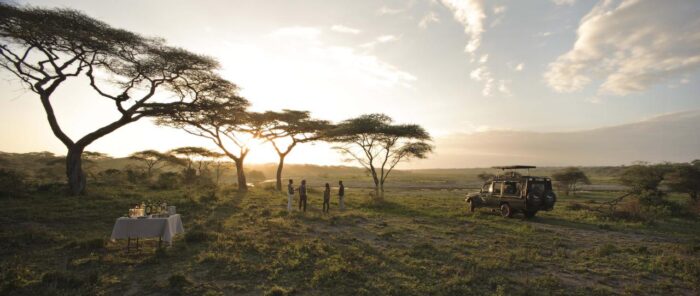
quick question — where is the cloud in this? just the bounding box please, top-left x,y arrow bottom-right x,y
377,5 -> 405,16
545,0 -> 700,96
515,63 -> 524,71
331,25 -> 361,35
268,27 -> 416,88
438,0 -> 485,54
493,5 -> 507,15
552,0 -> 575,5
361,35 -> 400,49
419,11 -> 440,28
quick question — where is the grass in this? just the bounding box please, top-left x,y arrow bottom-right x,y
0,184 -> 699,295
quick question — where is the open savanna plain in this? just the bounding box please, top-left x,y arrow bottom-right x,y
1,183 -> 699,296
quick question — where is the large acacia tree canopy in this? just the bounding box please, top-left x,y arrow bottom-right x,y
0,4 -> 141,57
327,113 -> 431,144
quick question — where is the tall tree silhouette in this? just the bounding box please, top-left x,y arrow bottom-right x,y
0,4 -> 226,194
327,114 -> 433,199
156,89 -> 252,192
252,110 -> 330,191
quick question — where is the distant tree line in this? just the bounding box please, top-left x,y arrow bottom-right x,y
0,3 -> 432,198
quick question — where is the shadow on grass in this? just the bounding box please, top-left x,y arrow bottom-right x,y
527,215 -> 617,233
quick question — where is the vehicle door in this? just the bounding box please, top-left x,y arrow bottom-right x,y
501,181 -> 520,204
486,181 -> 502,206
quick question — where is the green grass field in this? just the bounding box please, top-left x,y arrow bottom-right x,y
1,183 -> 698,295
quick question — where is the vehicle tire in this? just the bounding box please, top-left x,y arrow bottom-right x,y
524,210 -> 537,218
467,199 -> 476,213
500,203 -> 513,218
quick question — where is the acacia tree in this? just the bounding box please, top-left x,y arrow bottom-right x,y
327,114 -> 433,199
665,160 -> 700,201
552,167 -> 591,196
252,110 -> 330,191
477,172 -> 494,182
168,146 -> 223,174
156,87 -> 252,192
0,4 -> 224,194
129,150 -> 184,177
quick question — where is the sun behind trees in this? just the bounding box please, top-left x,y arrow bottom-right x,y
0,4 -> 231,195
0,3 -> 435,195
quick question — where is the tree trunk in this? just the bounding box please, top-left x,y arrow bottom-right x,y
276,155 -> 286,191
235,160 -> 248,192
66,145 -> 86,195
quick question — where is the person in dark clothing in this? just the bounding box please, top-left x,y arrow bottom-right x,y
298,179 -> 307,212
338,180 -> 345,210
323,183 -> 331,213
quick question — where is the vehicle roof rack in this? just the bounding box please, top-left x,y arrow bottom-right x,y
492,165 -> 536,170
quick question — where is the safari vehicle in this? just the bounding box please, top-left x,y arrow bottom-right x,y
465,166 -> 556,218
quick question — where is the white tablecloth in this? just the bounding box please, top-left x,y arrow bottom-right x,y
110,214 -> 185,244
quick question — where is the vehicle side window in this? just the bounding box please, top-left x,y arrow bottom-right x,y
504,182 -> 518,195
487,182 -> 494,193
483,183 -> 491,192
492,182 -> 502,195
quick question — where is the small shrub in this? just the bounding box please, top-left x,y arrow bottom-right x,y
565,202 -> 586,211
200,190 -> 219,203
264,285 -> 290,296
185,229 -> 214,243
0,168 -> 26,197
168,273 -> 192,289
596,244 -> 618,256
154,172 -> 181,190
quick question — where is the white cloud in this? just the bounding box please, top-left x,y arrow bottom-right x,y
552,0 -> 575,5
470,65 -> 510,97
478,54 -> 488,64
545,0 -> 700,96
515,63 -> 524,71
438,0 -> 485,54
377,5 -> 405,16
498,80 -> 512,96
419,11 -> 440,29
493,5 -> 507,15
268,27 -> 416,88
361,35 -> 400,49
331,25 -> 361,35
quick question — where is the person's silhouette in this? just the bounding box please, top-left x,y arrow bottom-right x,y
323,183 -> 331,213
287,179 -> 294,212
299,180 -> 307,212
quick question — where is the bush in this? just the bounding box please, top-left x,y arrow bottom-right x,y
247,170 -> 266,181
0,168 -> 26,197
98,168 -> 126,185
168,273 -> 192,289
154,172 -> 181,190
125,169 -> 148,184
264,286 -> 290,296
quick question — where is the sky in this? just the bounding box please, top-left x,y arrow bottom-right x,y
0,0 -> 699,168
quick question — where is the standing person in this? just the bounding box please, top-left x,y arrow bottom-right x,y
298,179 -> 307,212
323,183 -> 331,213
287,179 -> 295,212
338,180 -> 345,210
